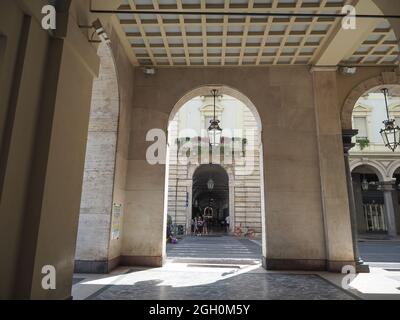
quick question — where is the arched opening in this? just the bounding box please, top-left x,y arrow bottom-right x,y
165,86 -> 265,262
351,165 -> 386,234
348,84 -> 400,238
192,164 -> 229,235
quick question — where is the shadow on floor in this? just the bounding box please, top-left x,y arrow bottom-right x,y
84,271 -> 356,300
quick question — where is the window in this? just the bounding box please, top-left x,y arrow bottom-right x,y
353,116 -> 368,139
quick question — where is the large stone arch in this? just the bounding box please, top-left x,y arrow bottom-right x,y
341,72 -> 400,129
168,85 -> 263,133
350,161 -> 387,182
165,85 -> 266,247
388,160 -> 400,178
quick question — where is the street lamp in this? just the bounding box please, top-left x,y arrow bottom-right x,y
380,88 -> 400,152
208,89 -> 222,147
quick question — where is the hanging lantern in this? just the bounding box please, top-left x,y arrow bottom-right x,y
207,178 -> 214,191
208,89 -> 223,147
361,177 -> 369,191
380,88 -> 400,152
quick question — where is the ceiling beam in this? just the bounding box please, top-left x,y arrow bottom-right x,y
313,0 -> 383,66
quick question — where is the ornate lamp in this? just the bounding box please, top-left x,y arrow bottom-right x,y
380,88 -> 400,152
361,175 -> 369,191
208,89 -> 222,147
207,178 -> 214,191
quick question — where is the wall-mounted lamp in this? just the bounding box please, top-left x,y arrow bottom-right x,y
143,67 -> 156,75
92,19 -> 111,44
340,66 -> 357,75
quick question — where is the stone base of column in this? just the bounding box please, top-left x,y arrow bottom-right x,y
263,257 -> 369,273
263,257 -> 326,271
355,260 -> 370,273
326,260 -> 356,273
120,255 -> 164,267
74,256 -> 121,274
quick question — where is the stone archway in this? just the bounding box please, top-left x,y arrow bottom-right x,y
188,164 -> 235,234
165,85 -> 266,251
168,85 -> 263,133
388,161 -> 400,178
350,160 -> 387,182
351,164 -> 387,234
341,72 -> 400,130
191,164 -> 230,234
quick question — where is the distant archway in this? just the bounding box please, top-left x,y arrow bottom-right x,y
351,165 -> 387,234
341,73 -> 400,130
191,164 -> 230,234
164,85 -> 266,258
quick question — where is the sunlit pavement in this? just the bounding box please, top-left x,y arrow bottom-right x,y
72,237 -> 400,300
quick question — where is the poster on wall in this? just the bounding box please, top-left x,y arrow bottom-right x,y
111,204 -> 122,240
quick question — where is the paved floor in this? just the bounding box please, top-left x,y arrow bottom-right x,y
82,264 -> 355,300
71,236 -> 400,300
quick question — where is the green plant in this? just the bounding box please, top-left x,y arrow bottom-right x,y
357,137 -> 370,150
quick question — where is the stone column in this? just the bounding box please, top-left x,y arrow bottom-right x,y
392,188 -> 400,232
381,181 -> 398,237
2,5 -> 101,299
312,67 -> 355,272
342,130 -> 369,273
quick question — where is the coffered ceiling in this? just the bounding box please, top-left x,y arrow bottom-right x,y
96,0 -> 400,67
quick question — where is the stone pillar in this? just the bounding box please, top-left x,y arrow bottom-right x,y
382,181 -> 398,237
342,130 -> 369,273
0,3 -> 100,299
121,106 -> 168,267
392,188 -> 400,232
312,67 -> 355,272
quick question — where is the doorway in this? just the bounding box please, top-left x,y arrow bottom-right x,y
192,164 -> 229,235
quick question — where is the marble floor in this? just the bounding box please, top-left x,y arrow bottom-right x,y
72,237 -> 400,300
